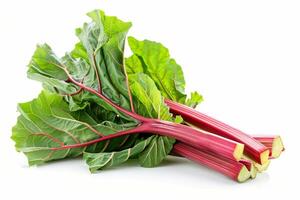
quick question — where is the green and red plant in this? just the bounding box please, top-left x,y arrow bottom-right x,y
12,10 -> 284,182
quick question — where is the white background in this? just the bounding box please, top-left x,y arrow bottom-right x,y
0,0 -> 299,199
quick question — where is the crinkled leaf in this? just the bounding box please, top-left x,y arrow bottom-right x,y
129,73 -> 175,167
126,37 -> 203,108
129,73 -> 172,121
83,135 -> 153,172
76,10 -> 132,102
138,135 -> 174,167
125,54 -> 144,74
186,91 -> 203,108
11,90 -> 137,165
127,37 -> 186,103
28,44 -> 130,121
27,10 -> 134,121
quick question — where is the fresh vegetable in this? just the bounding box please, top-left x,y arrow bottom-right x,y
125,36 -> 284,180
12,10 -> 243,169
11,9 -> 284,182
239,159 -> 257,179
173,143 -> 250,182
253,136 -> 285,158
164,99 -> 269,164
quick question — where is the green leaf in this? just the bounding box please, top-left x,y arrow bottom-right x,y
128,73 -> 175,167
125,54 -> 144,74
76,10 -> 132,101
11,90 -> 137,165
186,91 -> 203,108
138,135 -> 175,167
129,73 -> 172,121
14,10 -> 192,171
27,10 -> 134,120
126,37 -> 204,108
83,135 -> 153,172
127,37 -> 186,103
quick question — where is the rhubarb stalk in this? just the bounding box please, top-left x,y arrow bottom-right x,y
239,159 -> 257,178
173,143 -> 250,182
253,136 -> 284,158
165,99 -> 269,164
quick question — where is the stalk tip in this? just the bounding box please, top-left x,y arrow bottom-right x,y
260,150 -> 270,165
237,166 -> 251,182
233,143 -> 244,161
255,160 -> 271,172
272,136 -> 284,158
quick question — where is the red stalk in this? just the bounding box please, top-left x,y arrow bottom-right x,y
253,135 -> 284,158
51,120 -> 243,161
165,99 -> 269,164
172,143 -> 250,182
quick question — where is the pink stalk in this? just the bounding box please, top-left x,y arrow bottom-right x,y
172,143 -> 250,182
51,120 -> 244,161
165,99 -> 269,164
253,136 -> 284,158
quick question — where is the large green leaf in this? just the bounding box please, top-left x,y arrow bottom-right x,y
11,91 -> 137,165
129,73 -> 172,121
129,73 -> 175,167
138,135 -> 174,167
127,37 -> 186,103
27,10 -> 134,121
76,10 -> 132,102
83,135 -> 153,172
126,37 -> 203,108
82,73 -> 176,170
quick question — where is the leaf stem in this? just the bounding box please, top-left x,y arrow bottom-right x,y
62,67 -> 148,122
51,119 -> 243,162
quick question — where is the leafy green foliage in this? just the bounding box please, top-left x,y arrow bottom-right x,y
127,37 -> 186,103
129,73 -> 175,167
11,90 -> 137,165
138,135 -> 174,167
28,10 -> 133,121
12,9 -> 202,172
129,73 -> 172,121
82,73 -> 176,169
83,135 -> 153,172
186,91 -> 203,108
126,36 -> 203,108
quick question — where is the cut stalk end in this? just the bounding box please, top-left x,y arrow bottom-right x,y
237,166 -> 251,183
233,143 -> 244,161
272,136 -> 284,158
250,166 -> 257,179
254,160 -> 271,172
260,150 -> 270,165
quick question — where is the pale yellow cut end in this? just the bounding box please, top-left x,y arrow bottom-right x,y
272,136 -> 284,158
233,143 -> 244,161
260,150 -> 270,165
254,160 -> 271,172
237,166 -> 251,183
250,166 -> 257,179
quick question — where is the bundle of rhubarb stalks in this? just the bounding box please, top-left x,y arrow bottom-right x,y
12,10 -> 284,183
168,99 -> 285,182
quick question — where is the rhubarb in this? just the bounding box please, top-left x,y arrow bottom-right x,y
11,9 -> 283,182
239,159 -> 257,179
173,143 -> 250,182
165,99 -> 269,165
253,136 -> 284,158
12,10 -> 243,171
